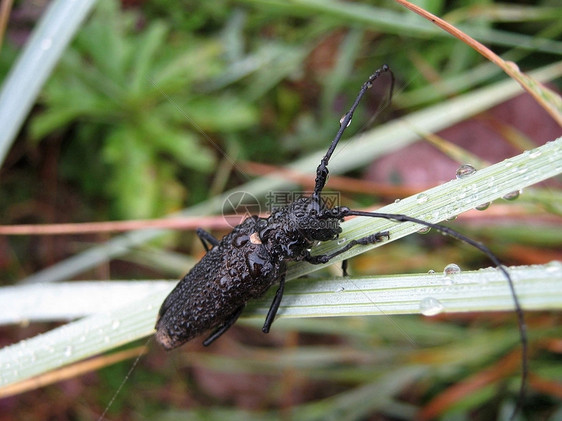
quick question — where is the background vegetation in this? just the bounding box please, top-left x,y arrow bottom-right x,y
0,0 -> 561,420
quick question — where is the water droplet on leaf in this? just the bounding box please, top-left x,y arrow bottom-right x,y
443,263 -> 461,276
339,114 -> 352,127
503,190 -> 521,201
420,297 -> 444,316
475,202 -> 491,211
546,261 -> 562,273
456,164 -> 477,179
416,193 -> 429,204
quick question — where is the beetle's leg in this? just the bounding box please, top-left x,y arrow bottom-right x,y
341,259 -> 349,276
305,231 -> 389,265
262,275 -> 286,333
196,228 -> 220,252
202,305 -> 245,346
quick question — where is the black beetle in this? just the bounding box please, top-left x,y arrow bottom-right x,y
154,68 -> 526,392
154,66 -> 393,349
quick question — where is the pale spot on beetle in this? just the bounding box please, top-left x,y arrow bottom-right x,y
250,232 -> 262,244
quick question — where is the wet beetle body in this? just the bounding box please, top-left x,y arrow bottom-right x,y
155,66 -> 394,350
155,197 -> 346,350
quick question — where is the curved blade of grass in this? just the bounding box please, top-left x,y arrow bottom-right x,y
3,263 -> 561,326
19,62 -> 562,285
254,264 -> 562,318
0,0 -> 97,166
0,281 -> 173,324
242,0 -> 562,54
0,262 -> 560,389
394,0 -> 562,126
0,138 -> 561,388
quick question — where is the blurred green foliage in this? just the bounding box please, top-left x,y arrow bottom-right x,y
26,0 -> 562,219
31,0 -> 259,218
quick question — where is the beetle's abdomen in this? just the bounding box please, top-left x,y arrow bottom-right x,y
155,217 -> 283,350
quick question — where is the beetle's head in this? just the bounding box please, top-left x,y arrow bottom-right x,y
292,196 -> 342,242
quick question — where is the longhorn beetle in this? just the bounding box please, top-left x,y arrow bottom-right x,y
155,65 -> 527,415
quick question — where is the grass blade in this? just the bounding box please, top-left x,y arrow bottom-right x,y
0,0 -> 97,166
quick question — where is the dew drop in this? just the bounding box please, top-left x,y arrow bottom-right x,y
502,190 -> 521,201
64,346 -> 73,357
427,269 -> 435,274
475,202 -> 491,211
417,226 -> 431,234
394,198 -> 401,203
456,164 -> 477,179
505,61 -> 520,72
529,150 -> 542,159
545,261 -> 562,273
420,297 -> 444,316
339,114 -> 352,127
519,165 -> 528,173
416,193 -> 429,204
443,263 -> 461,276
335,286 -> 345,293
111,320 -> 120,330
337,237 -> 347,245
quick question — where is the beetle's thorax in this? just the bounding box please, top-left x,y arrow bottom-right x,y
256,196 -> 343,261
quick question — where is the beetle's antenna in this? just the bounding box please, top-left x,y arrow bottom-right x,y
97,338 -> 152,421
341,208 -> 527,419
312,65 -> 394,200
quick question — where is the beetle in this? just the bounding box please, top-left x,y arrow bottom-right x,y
155,64 -> 524,344
154,65 -> 527,416
154,65 -> 392,349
